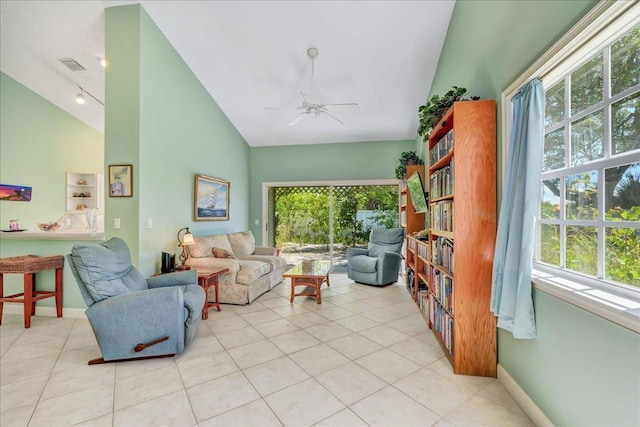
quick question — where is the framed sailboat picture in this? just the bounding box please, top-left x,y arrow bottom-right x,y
194,174 -> 229,221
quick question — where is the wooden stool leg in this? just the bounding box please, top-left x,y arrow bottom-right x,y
290,279 -> 295,303
0,273 -> 4,325
31,273 -> 37,316
55,267 -> 63,318
23,273 -> 33,328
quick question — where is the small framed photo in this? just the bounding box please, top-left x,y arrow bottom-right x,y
194,174 -> 229,221
108,164 -> 133,197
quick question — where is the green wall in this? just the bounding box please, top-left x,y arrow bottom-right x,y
248,139 -> 416,241
105,5 -> 250,276
0,72 -> 104,309
431,1 -> 639,425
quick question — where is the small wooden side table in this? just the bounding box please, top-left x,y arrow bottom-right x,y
0,255 -> 64,328
197,268 -> 229,319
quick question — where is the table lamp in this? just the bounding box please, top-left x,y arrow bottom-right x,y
176,227 -> 195,271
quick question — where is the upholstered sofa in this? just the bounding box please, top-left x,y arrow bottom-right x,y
185,231 -> 287,305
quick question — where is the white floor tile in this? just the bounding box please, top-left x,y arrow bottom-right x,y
264,378 -> 345,427
187,371 -> 260,423
243,355 -> 310,396
350,386 -> 441,426
198,399 -> 282,426
113,389 -> 196,427
288,343 -> 350,377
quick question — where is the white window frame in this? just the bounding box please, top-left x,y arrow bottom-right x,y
501,1 -> 640,334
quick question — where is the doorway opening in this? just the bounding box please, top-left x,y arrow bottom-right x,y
263,181 -> 400,272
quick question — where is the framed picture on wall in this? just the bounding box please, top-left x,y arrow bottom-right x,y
108,164 -> 133,197
194,174 -> 229,221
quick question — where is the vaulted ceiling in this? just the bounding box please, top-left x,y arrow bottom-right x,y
0,1 -> 455,147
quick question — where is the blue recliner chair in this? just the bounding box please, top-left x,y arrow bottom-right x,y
347,228 -> 406,286
67,237 -> 205,365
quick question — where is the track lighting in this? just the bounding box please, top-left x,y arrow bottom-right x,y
74,86 -> 104,106
75,88 -> 85,104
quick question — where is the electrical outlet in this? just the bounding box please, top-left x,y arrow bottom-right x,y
255,219 -> 259,225
65,218 -> 71,226
147,218 -> 153,229
114,218 -> 121,229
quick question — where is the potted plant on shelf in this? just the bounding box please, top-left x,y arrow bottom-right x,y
395,151 -> 424,180
417,86 -> 479,141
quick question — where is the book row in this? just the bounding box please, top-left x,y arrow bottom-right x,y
429,129 -> 455,165
417,289 -> 429,319
417,242 -> 429,260
431,201 -> 454,232
429,297 -> 454,356
430,163 -> 454,199
431,267 -> 454,315
432,236 -> 454,273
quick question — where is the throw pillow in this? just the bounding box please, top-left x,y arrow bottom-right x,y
212,248 -> 233,258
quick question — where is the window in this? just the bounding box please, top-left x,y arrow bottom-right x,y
502,2 -> 640,332
537,23 -> 640,289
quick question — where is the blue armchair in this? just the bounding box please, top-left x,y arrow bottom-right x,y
67,237 -> 205,365
347,228 -> 405,286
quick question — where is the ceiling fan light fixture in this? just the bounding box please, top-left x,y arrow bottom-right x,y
75,87 -> 85,104
307,47 -> 319,59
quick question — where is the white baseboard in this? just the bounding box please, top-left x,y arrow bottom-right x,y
2,305 -> 86,319
497,363 -> 554,427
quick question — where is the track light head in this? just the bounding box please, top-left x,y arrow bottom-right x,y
75,88 -> 85,104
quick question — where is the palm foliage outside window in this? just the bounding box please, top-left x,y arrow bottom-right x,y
538,24 -> 640,288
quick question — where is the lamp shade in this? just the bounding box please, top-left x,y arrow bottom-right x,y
182,231 -> 195,245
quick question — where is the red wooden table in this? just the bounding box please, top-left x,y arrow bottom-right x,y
197,267 -> 228,319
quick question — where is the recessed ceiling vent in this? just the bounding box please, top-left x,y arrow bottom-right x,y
59,58 -> 85,72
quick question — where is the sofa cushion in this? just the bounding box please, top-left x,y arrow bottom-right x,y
228,231 -> 256,257
237,255 -> 287,272
189,235 -> 235,258
236,260 -> 270,286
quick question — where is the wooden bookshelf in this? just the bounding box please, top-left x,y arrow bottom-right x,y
405,100 -> 497,377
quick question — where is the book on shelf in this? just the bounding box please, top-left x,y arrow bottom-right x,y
431,267 -> 454,315
431,237 -> 454,273
431,201 -> 455,232
429,129 -> 455,165
429,162 -> 455,199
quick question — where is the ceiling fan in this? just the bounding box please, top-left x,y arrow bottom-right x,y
265,47 -> 359,126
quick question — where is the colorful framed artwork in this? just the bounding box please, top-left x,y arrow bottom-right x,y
108,164 -> 133,197
194,174 -> 229,221
0,184 -> 32,201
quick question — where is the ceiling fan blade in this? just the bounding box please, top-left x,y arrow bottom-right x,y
288,112 -> 309,126
324,102 -> 360,111
323,111 -> 344,125
264,106 -> 303,110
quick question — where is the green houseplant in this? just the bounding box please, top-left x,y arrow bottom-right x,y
417,86 -> 479,141
395,151 -> 424,180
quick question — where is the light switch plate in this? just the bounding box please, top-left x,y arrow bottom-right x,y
114,218 -> 121,229
147,218 -> 153,229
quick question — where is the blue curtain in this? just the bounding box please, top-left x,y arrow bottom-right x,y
491,78 -> 544,339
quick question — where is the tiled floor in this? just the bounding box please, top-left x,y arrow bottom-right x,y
1,274 -> 533,427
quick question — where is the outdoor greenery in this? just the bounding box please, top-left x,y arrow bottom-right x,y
274,186 -> 398,249
539,25 -> 640,288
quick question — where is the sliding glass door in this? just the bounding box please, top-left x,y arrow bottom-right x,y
265,181 -> 399,271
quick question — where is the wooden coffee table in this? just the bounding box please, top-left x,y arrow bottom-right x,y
196,267 -> 228,319
284,260 -> 331,304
